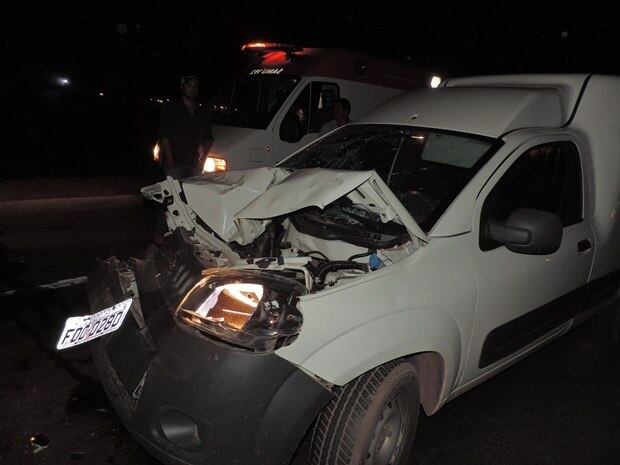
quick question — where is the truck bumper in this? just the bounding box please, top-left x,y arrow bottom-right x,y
87,234 -> 333,465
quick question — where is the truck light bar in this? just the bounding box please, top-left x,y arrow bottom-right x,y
241,42 -> 302,53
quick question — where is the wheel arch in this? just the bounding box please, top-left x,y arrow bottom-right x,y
292,307 -> 462,416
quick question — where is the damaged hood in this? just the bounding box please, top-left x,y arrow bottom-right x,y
153,168 -> 429,245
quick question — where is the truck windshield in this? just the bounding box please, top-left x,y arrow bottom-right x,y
281,124 -> 500,232
211,75 -> 299,129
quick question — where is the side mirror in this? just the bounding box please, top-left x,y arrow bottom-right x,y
280,113 -> 303,143
484,208 -> 562,255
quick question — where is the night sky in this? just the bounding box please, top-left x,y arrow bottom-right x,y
11,1 -> 620,97
5,1 -> 619,179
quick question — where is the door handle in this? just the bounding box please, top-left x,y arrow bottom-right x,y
577,239 -> 591,253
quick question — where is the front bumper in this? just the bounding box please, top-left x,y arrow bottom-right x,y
88,233 -> 333,465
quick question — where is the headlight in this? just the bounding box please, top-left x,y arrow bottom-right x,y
176,269 -> 306,351
202,155 -> 227,173
153,141 -> 160,162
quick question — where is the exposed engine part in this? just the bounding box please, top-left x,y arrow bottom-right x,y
313,260 -> 369,289
231,219 -> 287,259
347,250 -> 376,261
231,256 -> 314,290
301,250 -> 330,261
322,269 -> 368,288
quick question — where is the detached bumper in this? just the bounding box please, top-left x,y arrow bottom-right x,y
88,242 -> 332,465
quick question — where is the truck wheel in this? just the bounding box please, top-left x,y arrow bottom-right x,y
310,361 -> 420,465
591,301 -> 620,344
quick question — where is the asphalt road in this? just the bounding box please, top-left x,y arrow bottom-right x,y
1,191 -> 618,464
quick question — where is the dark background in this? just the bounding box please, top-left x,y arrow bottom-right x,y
5,1 -> 619,180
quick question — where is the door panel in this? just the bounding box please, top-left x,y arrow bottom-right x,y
462,139 -> 595,383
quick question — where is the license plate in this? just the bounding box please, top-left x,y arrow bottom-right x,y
56,299 -> 133,350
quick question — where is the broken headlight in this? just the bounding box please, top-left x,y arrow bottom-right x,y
176,269 -> 306,351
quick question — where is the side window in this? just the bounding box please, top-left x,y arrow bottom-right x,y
309,82 -> 340,133
480,141 -> 583,250
279,84 -> 310,143
280,82 -> 340,142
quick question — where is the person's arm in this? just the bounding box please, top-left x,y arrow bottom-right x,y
158,105 -> 175,168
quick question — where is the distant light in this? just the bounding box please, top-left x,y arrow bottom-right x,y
153,141 -> 160,162
157,99 -> 163,103
55,76 -> 70,86
430,76 -> 442,88
561,30 -> 568,39
98,92 -> 104,97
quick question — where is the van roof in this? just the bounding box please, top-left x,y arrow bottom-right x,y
242,47 -> 432,90
357,74 -> 593,138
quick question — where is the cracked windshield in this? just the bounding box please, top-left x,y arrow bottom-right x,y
282,124 -> 498,232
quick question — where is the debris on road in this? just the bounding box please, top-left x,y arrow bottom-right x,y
30,434 -> 50,454
2,275 -> 87,297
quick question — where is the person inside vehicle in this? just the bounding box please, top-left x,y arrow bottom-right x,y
318,98 -> 352,137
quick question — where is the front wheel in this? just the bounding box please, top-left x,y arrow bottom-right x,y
311,361 -> 420,465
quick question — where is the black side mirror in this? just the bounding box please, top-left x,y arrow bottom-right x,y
279,113 -> 303,143
485,208 -> 562,255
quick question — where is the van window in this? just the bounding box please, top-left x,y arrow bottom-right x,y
211,76 -> 299,130
310,82 -> 340,132
280,82 -> 340,142
480,141 -> 583,250
279,84 -> 310,143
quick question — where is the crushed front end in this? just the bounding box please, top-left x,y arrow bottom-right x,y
88,229 -> 333,465
90,167 -> 426,464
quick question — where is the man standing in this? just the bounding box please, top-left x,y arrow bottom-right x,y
153,75 -> 212,246
158,75 -> 213,178
318,98 -> 352,137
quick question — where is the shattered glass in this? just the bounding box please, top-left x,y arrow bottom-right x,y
282,124 -> 499,231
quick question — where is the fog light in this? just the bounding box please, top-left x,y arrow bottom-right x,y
159,409 -> 201,450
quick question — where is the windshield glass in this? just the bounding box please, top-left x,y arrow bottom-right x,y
211,75 -> 299,129
281,124 -> 499,232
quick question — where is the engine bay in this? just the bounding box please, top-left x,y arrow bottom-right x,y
143,168 -> 426,294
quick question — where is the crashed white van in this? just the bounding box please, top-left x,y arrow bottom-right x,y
82,75 -> 619,465
190,43 -> 437,172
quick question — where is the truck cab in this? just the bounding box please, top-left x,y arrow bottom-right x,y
205,43 -> 438,170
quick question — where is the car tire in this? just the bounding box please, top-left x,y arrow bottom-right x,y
591,300 -> 620,344
310,360 -> 420,465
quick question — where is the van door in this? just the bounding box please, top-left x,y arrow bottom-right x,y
462,138 -> 595,383
272,81 -> 340,163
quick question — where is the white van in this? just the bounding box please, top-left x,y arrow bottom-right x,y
70,74 -> 620,465
203,43 -> 438,170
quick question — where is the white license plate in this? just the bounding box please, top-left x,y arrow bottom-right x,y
56,299 -> 133,350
